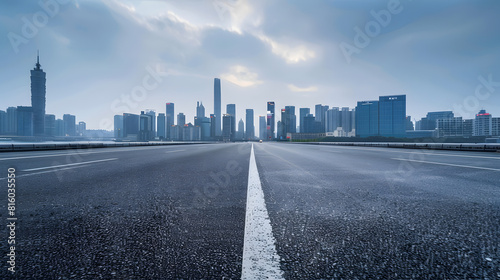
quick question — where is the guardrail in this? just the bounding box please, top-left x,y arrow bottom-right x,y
0,141 -> 214,152
300,142 -> 500,152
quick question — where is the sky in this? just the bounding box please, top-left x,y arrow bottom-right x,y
1,0 -> 499,132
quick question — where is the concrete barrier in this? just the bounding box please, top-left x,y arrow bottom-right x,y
305,142 -> 500,152
0,141 -> 214,152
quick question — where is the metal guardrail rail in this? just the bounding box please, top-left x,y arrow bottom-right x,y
301,142 -> 500,152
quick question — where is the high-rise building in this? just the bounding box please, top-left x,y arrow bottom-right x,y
31,52 -> 46,136
145,110 -> 156,137
157,113 -> 166,139
416,111 -> 454,131
437,117 -> 463,137
379,95 -> 406,137
177,113 -> 186,127
214,78 -> 222,136
222,114 -> 233,141
492,117 -> 500,137
355,100 -> 379,137
315,104 -> 329,133
123,113 -> 140,140
406,116 -> 414,131
246,109 -> 254,140
356,95 -> 406,137
140,111 -> 154,141
259,116 -> 266,140
55,119 -> 64,136
473,110 -> 492,136
63,114 -> 76,136
17,106 -> 33,136
114,115 -> 124,138
44,114 -> 56,136
210,114 -> 216,139
166,103 -> 174,140
200,117 -> 211,140
282,106 -> 296,137
6,107 -> 17,135
341,107 -> 355,134
267,101 -> 275,140
237,119 -> 245,140
0,110 -> 6,135
197,101 -> 205,118
77,121 -> 86,137
226,104 -> 236,137
299,108 -> 310,133
325,107 -> 341,132
463,119 -> 473,138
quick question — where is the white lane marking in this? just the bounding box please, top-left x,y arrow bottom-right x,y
326,145 -> 500,159
22,158 -> 118,172
0,164 -> 100,180
391,158 -> 500,172
165,150 -> 185,153
242,144 -> 284,280
0,146 -> 180,161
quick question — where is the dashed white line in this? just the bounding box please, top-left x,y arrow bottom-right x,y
22,158 -> 118,172
391,158 -> 500,172
242,144 -> 284,280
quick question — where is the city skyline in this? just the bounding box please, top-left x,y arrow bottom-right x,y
1,1 -> 499,130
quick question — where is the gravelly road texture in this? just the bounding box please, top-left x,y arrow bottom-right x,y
0,142 -> 499,279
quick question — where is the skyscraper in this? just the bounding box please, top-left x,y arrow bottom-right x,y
44,114 -> 56,136
16,106 -> 33,136
196,101 -> 205,118
0,110 -> 6,135
299,108 -> 310,133
379,95 -> 406,137
246,109 -> 254,140
237,119 -> 244,140
145,110 -> 156,137
355,100 -> 379,137
6,107 -> 17,135
177,113 -> 186,127
282,106 -> 296,137
315,104 -> 329,133
31,52 -> 46,136
355,95 -> 406,137
473,110 -> 492,136
259,116 -> 266,140
227,104 -> 236,138
166,103 -> 174,140
114,115 -> 124,138
222,114 -> 233,141
267,101 -> 275,140
214,78 -> 221,136
63,114 -> 76,136
123,113 -> 140,140
157,113 -> 166,139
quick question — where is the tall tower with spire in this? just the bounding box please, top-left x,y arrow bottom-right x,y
31,51 -> 46,136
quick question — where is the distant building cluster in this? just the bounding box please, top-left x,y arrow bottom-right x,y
2,55 -> 499,142
0,54 -> 88,139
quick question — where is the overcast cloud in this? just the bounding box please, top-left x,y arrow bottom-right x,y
1,0 -> 499,131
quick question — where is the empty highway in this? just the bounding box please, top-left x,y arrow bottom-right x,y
1,143 -> 499,279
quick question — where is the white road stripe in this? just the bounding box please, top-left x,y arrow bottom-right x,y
165,150 -> 185,153
242,144 -> 284,280
327,145 -> 500,159
391,158 -> 500,172
0,145 -> 177,161
22,158 -> 118,172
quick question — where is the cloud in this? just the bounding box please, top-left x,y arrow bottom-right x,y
288,84 -> 318,92
221,65 -> 263,87
257,34 -> 315,64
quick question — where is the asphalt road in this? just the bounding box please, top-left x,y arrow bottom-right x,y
0,143 -> 499,279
